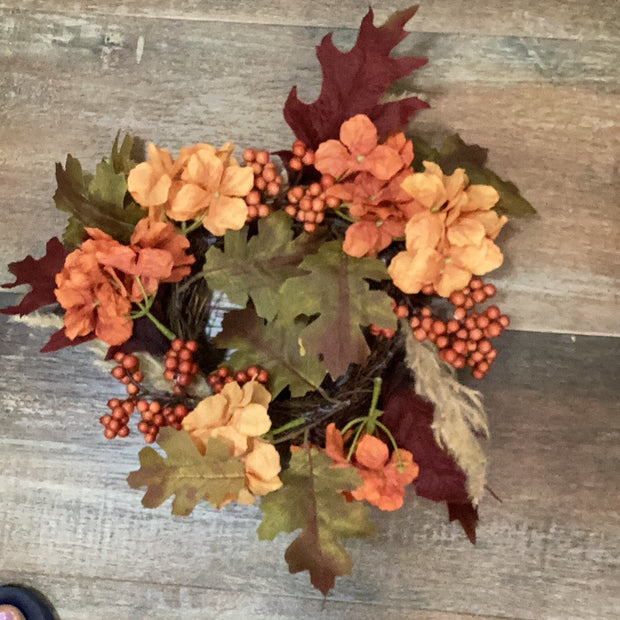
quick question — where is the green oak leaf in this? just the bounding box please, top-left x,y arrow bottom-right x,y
258,446 -> 375,595
278,240 -> 396,378
213,306 -> 326,398
202,212 -> 322,320
410,133 -> 536,217
127,428 -> 245,516
54,147 -> 144,248
110,133 -> 146,175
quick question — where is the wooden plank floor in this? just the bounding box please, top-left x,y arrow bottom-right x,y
1,2 -> 619,618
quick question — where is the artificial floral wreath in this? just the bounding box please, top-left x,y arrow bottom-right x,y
2,6 -> 534,595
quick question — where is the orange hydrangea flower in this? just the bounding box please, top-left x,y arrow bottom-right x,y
182,380 -> 282,506
127,141 -> 253,236
388,161 -> 507,297
314,114 -> 404,181
324,423 -> 419,511
54,236 -> 133,346
55,220 -> 194,345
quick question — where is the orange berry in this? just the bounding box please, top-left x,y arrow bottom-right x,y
499,314 -> 510,328
292,140 -> 306,157
242,148 -> 255,162
469,328 -> 483,341
483,284 -> 496,297
470,278 -> 483,290
449,291 -> 466,307
421,317 -> 433,332
421,307 -> 432,317
485,305 -> 501,320
432,320 -> 446,335
452,339 -> 467,355
258,204 -> 270,218
266,181 -> 280,196
308,182 -> 322,197
421,284 -> 435,295
442,349 -> 458,364
325,195 -> 341,208
454,307 -> 466,321
303,222 -> 316,233
255,150 -> 270,165
246,190 -> 261,205
436,335 -> 449,349
289,157 -> 302,171
472,289 -> 487,304
262,166 -> 276,182
485,323 -> 503,338
413,327 -> 426,341
446,319 -> 460,334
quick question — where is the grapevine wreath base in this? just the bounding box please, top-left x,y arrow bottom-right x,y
2,5 -> 534,595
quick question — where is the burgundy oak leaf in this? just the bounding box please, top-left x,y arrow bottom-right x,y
41,328 -> 95,353
284,6 -> 428,149
1,237 -> 68,316
381,366 -> 478,542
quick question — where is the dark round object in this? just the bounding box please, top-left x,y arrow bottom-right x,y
0,585 -> 57,620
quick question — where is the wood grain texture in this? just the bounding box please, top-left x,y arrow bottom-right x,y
0,3 -> 618,335
0,301 -> 619,618
2,0 -> 619,40
0,2 -> 619,617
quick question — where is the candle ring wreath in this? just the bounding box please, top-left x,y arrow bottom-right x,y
2,6 -> 535,595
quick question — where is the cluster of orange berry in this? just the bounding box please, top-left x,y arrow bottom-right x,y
135,400 -> 190,444
288,139 -> 316,171
163,339 -> 199,395
206,365 -> 270,394
408,278 -> 510,379
102,340 -> 199,441
100,397 -> 134,439
243,149 -> 283,221
284,175 -> 340,233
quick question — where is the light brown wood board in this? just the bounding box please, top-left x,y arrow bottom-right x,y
0,3 -> 618,335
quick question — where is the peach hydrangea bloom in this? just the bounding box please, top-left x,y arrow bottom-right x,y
388,161 -> 507,297
315,116 -> 420,257
54,236 -> 133,346
54,220 -> 194,346
324,423 -> 419,511
127,141 -> 254,236
182,380 -> 282,505
314,114 -> 404,181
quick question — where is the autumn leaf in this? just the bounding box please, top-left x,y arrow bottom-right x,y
410,133 -> 536,217
127,428 -> 245,515
380,365 -> 478,542
54,153 -> 143,247
448,502 -> 479,545
257,446 -> 375,595
278,241 -> 396,378
202,212 -> 322,320
1,237 -> 68,316
40,328 -> 95,353
213,306 -> 327,398
110,133 -> 146,176
284,6 -> 428,149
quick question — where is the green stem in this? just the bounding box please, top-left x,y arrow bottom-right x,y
333,207 -> 355,223
131,276 -> 176,341
365,377 -> 383,434
374,420 -> 404,471
346,421 -> 366,462
264,417 -> 306,439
